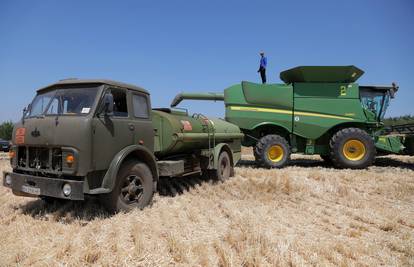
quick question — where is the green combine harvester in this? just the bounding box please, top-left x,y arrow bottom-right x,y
171,66 -> 414,169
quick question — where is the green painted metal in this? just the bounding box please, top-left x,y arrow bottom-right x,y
241,81 -> 293,108
293,83 -> 368,139
151,109 -> 242,157
375,135 -> 406,155
171,92 -> 224,107
280,66 -> 364,83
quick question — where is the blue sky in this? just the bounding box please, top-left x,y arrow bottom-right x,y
0,0 -> 413,122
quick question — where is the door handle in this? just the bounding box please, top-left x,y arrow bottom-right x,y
128,123 -> 135,131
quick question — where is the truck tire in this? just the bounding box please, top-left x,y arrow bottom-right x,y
254,134 -> 290,168
329,128 -> 376,169
100,160 -> 154,213
213,150 -> 232,182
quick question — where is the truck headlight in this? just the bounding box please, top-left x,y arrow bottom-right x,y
62,183 -> 72,196
66,154 -> 75,165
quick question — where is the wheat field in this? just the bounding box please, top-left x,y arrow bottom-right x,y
0,150 -> 413,266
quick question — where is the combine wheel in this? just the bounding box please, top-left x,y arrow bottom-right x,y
254,134 -> 290,168
100,160 -> 154,213
329,128 -> 376,169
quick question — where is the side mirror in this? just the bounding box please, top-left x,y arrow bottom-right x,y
23,103 -> 31,116
22,104 -> 31,123
102,93 -> 114,116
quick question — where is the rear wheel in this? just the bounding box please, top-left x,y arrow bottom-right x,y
329,128 -> 376,169
215,150 -> 232,181
254,134 -> 290,168
100,160 -> 154,213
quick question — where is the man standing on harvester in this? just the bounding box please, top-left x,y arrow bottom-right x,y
258,51 -> 267,84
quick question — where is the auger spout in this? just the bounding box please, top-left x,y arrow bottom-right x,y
171,92 -> 224,107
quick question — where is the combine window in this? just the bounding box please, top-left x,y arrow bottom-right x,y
360,88 -> 390,120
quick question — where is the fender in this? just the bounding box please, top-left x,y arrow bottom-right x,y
252,122 -> 291,134
212,143 -> 234,169
91,145 -> 158,194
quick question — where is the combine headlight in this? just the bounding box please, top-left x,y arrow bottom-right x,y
62,183 -> 72,196
5,174 -> 12,186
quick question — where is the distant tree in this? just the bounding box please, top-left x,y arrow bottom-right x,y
0,121 -> 14,140
383,115 -> 414,126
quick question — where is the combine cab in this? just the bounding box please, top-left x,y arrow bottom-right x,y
172,65 -> 405,169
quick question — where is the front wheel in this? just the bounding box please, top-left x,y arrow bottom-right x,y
254,134 -> 290,168
100,160 -> 154,213
329,128 -> 376,169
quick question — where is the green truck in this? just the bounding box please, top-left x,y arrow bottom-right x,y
172,66 -> 413,169
3,79 -> 243,212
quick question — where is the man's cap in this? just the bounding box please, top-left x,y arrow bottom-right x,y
259,51 -> 265,55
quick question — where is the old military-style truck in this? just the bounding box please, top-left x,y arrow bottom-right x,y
3,79 -> 243,212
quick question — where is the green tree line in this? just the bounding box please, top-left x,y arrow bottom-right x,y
383,115 -> 414,126
0,121 -> 14,140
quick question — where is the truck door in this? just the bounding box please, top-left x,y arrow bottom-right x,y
92,87 -> 135,170
128,90 -> 154,152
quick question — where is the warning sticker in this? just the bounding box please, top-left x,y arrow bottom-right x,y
181,120 -> 192,131
15,127 -> 26,144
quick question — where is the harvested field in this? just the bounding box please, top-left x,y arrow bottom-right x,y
0,150 -> 413,266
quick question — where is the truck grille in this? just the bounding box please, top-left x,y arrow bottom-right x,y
17,146 -> 62,173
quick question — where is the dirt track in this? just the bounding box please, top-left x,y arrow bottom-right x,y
0,152 -> 413,266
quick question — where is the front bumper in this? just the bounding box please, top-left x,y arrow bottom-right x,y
3,171 -> 84,200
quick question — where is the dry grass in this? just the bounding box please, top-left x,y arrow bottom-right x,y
0,150 -> 413,266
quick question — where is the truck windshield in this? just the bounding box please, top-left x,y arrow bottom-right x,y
27,87 -> 99,117
360,89 -> 390,120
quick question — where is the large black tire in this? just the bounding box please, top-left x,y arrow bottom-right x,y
329,128 -> 376,169
254,134 -> 290,168
100,160 -> 154,213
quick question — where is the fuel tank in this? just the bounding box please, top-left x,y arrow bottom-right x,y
151,108 -> 243,157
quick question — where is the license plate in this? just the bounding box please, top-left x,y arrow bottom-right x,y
21,185 -> 41,195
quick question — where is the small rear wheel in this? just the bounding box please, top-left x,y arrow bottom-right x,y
329,128 -> 376,169
100,160 -> 154,213
214,150 -> 232,182
254,134 -> 290,168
